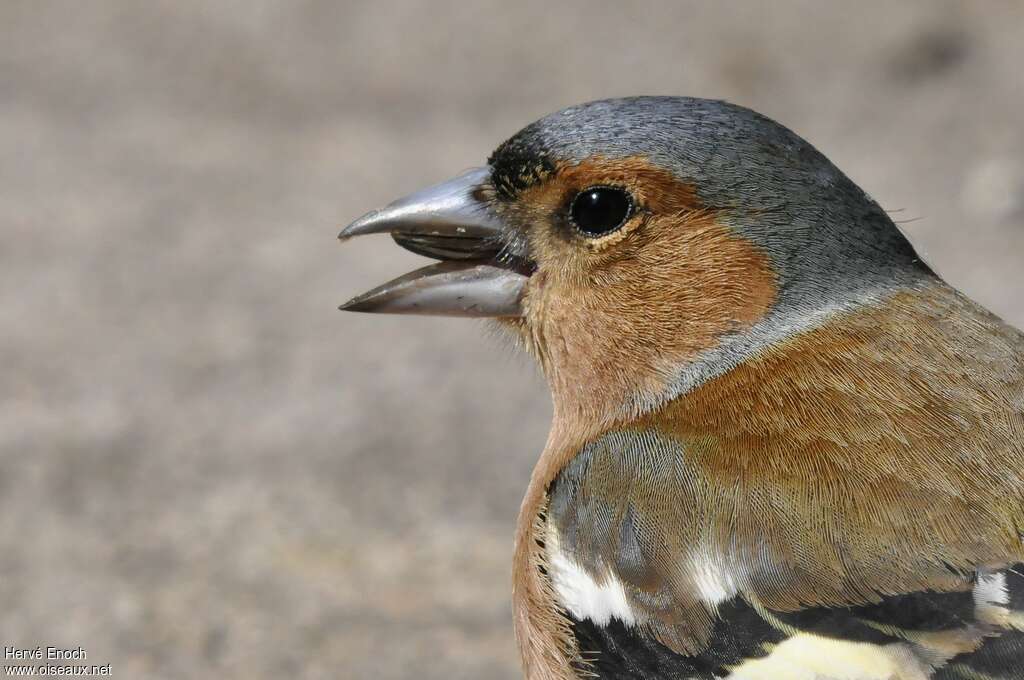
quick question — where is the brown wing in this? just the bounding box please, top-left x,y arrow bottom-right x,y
544,282 -> 1024,678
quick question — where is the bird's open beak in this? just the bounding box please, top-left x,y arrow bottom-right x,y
338,167 -> 530,317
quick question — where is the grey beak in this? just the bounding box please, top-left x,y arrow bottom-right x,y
338,167 -> 504,242
339,262 -> 527,317
338,167 -> 529,318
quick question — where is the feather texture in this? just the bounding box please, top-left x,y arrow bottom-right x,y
543,281 -> 1024,678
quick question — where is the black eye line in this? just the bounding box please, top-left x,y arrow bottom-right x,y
567,185 -> 636,238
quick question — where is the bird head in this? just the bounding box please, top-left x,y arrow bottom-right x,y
340,97 -> 930,435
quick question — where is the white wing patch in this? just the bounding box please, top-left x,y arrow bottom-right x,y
688,553 -> 740,606
974,570 -> 1009,626
545,526 -> 745,626
546,529 -> 639,627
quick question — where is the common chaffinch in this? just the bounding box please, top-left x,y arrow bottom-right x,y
338,97 -> 1024,680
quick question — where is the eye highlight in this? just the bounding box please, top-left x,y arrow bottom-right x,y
568,186 -> 634,237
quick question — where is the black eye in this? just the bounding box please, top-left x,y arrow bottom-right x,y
568,186 -> 634,237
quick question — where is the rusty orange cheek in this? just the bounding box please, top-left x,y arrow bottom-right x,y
525,212 -> 778,424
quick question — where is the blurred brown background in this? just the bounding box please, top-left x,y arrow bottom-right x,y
2,2 -> 1023,678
